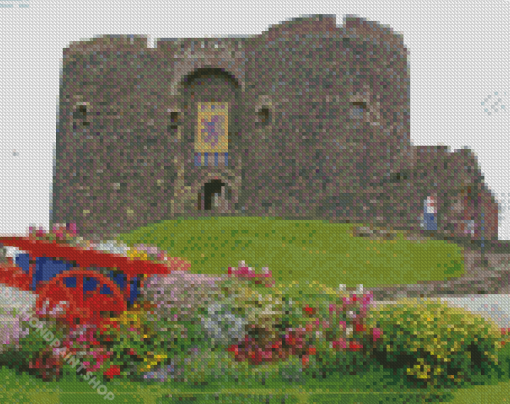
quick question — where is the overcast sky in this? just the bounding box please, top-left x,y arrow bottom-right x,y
0,0 -> 509,240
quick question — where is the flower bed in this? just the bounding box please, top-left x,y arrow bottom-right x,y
1,223 -> 510,390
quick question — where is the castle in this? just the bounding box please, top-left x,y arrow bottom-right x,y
51,14 -> 499,242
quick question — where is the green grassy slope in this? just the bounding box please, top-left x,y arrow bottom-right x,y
113,216 -> 466,302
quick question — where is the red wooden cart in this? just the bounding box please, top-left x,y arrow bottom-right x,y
0,236 -> 191,327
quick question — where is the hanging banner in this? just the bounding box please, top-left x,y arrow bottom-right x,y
195,102 -> 229,153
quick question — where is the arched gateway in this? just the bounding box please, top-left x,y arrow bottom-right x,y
197,179 -> 231,213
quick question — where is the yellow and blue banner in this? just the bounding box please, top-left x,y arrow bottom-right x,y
195,102 -> 229,153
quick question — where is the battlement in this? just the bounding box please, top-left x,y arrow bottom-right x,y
155,37 -> 245,56
61,15 -> 407,60
344,15 -> 406,51
261,14 -> 407,57
64,35 -> 149,55
264,14 -> 338,38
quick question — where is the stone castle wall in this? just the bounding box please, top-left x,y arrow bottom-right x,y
51,14 -> 499,242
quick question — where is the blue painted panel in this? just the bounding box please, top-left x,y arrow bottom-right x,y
83,277 -> 98,292
33,257 -> 72,292
107,271 -> 126,291
129,276 -> 138,305
100,284 -> 112,295
64,276 -> 77,288
15,253 -> 30,275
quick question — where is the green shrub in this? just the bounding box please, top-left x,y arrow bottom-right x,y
207,278 -> 297,347
3,313 -> 68,367
365,297 -> 505,389
96,311 -> 212,382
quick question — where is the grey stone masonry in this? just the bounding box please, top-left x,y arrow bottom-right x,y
52,14 -> 498,243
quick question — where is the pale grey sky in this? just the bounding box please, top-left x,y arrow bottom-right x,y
1,0 -> 509,239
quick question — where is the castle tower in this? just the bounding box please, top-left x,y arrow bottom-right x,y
52,15 -> 499,241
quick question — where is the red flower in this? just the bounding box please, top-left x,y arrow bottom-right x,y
285,335 -> 296,345
271,341 -> 282,350
104,365 -> 121,379
355,323 -> 366,333
227,345 -> 239,356
303,305 -> 316,315
308,347 -> 316,355
349,341 -> 363,351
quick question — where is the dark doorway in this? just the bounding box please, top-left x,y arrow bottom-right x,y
199,179 -> 226,211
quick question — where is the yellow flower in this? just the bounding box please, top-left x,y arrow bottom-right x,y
128,248 -> 148,260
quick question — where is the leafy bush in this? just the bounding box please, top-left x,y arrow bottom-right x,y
0,308 -> 32,353
0,310 -> 71,381
365,297 -> 506,389
140,272 -> 227,325
94,301 -> 216,383
208,277 -> 317,350
198,301 -> 250,348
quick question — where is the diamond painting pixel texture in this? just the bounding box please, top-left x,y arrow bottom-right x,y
51,14 -> 498,243
2,14 -> 506,397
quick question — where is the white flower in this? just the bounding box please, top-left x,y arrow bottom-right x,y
357,284 -> 364,295
338,284 -> 346,292
346,326 -> 353,338
96,239 -> 130,256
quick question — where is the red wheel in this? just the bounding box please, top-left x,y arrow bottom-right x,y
35,276 -> 77,323
36,269 -> 127,326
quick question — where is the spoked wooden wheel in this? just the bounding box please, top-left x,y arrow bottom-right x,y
36,275 -> 77,324
36,269 -> 127,326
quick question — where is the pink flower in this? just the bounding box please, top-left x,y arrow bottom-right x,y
362,291 -> 374,305
372,327 -> 383,342
66,223 -> 77,236
332,338 -> 347,350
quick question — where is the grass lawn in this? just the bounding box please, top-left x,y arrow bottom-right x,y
1,216 -> 510,404
113,215 -> 468,302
